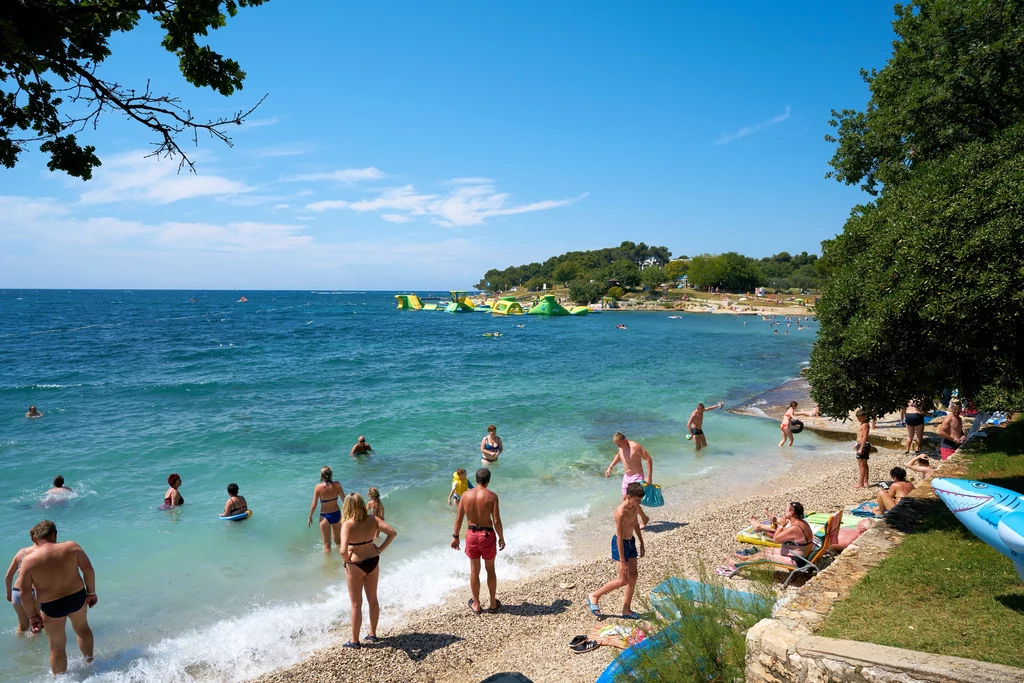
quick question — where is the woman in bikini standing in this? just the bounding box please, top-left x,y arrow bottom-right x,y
903,399 -> 926,454
308,466 -> 344,552
339,492 -> 397,648
163,473 -> 184,508
480,424 -> 503,465
778,401 -> 810,447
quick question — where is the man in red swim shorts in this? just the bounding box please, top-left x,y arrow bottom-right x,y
451,468 -> 505,614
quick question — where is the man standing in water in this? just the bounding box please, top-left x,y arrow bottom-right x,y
16,520 -> 97,675
451,468 -> 505,614
605,432 -> 652,528
588,482 -> 646,619
350,436 -> 373,456
686,401 -> 725,451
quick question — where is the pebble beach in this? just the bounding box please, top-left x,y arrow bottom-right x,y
256,437 -> 916,683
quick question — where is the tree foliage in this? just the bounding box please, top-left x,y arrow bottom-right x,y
567,279 -> 605,304
825,0 -> 1024,195
640,265 -> 667,290
810,0 -> 1024,416
686,252 -> 763,292
1,0 -> 268,179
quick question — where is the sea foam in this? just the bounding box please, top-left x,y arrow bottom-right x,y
72,506 -> 588,683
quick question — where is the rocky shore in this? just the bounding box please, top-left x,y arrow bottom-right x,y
256,443 -> 914,683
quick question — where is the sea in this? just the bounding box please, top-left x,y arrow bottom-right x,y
1,290 -> 830,682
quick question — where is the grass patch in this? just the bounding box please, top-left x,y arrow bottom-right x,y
818,419 -> 1024,668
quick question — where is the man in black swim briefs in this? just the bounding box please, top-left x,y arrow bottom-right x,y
15,520 -> 98,675
686,401 -> 724,451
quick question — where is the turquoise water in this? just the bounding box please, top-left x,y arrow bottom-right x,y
1,291 -> 822,682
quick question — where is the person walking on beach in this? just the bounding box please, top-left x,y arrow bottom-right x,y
605,432 -> 652,528
163,473 -> 184,508
15,520 -> 97,675
308,466 -> 344,551
588,482 -> 646,619
938,401 -> 966,461
854,409 -> 871,488
5,531 -> 39,633
339,493 -> 397,648
687,402 -> 725,451
777,401 -> 811,447
350,436 -> 373,456
480,424 -> 503,464
26,405 -> 42,418
451,468 -> 505,614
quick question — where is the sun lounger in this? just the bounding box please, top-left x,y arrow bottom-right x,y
723,510 -> 843,588
736,511 -> 857,547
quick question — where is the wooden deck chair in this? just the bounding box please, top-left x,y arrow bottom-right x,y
727,510 -> 843,588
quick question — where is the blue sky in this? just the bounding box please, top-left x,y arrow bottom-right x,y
0,2 -> 898,289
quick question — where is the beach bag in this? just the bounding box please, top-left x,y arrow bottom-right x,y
641,483 -> 664,507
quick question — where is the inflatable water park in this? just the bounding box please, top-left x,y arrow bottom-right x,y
395,291 -> 590,316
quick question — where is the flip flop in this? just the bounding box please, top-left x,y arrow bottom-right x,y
714,565 -> 736,577
568,635 -> 587,648
467,598 -> 482,615
486,599 -> 502,614
342,641 -> 360,649
571,639 -> 599,654
587,597 -> 602,619
621,611 -> 641,620
363,635 -> 379,643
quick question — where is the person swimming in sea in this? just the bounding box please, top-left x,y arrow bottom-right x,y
163,474 -> 184,508
308,466 -> 343,551
46,476 -> 73,497
223,483 -> 248,518
480,425 -> 503,464
26,405 -> 42,419
350,436 -> 373,456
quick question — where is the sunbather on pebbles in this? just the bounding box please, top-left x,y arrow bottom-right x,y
719,502 -> 813,573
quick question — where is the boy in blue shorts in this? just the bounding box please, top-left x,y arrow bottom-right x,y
587,482 -> 646,619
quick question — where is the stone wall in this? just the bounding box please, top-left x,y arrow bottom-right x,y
744,456 -> 1024,683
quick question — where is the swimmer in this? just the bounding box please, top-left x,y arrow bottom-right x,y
26,406 -> 42,419
163,474 -> 184,508
480,425 -> 503,465
616,324 -> 627,330
46,476 -> 73,497
5,531 -> 39,633
223,483 -> 248,517
350,436 -> 373,456
448,468 -> 473,505
367,487 -> 385,520
308,467 -> 344,551
687,401 -> 725,451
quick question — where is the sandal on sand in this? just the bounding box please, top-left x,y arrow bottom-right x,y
569,635 -> 587,648
587,597 -> 602,619
342,641 -> 361,649
714,565 -> 737,577
364,635 -> 379,643
468,598 -> 482,615
571,639 -> 599,654
486,599 -> 502,614
621,611 -> 641,620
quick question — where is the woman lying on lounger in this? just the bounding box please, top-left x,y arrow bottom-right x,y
725,502 -> 814,569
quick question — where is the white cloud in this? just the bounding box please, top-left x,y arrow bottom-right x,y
0,195 -> 68,221
273,203 -> 290,209
286,167 -> 387,183
715,106 -> 791,145
78,151 -> 250,205
305,180 -> 586,227
445,177 -> 494,185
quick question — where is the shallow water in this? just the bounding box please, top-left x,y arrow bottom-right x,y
0,291 -> 822,682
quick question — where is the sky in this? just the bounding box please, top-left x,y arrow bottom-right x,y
0,2 -> 899,290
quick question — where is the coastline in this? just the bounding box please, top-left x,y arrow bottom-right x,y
257,435 -> 913,682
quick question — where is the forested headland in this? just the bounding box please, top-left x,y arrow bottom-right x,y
476,241 -> 827,303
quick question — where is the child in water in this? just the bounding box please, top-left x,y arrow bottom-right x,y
447,468 -> 473,505
367,487 -> 385,520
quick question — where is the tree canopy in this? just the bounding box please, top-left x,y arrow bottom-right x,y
1,0 -> 268,179
809,0 -> 1024,416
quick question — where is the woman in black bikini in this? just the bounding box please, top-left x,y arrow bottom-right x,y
726,502 -> 813,569
339,492 -> 397,649
222,483 -> 247,518
163,474 -> 184,508
480,424 -> 503,464
308,466 -> 344,552
903,399 -> 926,454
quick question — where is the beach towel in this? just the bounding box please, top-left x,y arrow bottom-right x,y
586,623 -> 650,649
850,501 -> 878,518
641,483 -> 664,507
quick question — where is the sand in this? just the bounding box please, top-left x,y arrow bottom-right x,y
255,434 -> 917,683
